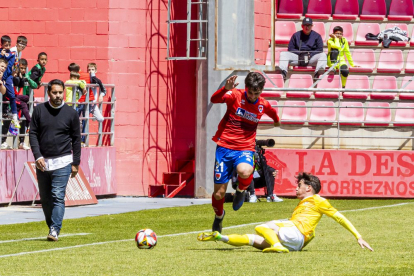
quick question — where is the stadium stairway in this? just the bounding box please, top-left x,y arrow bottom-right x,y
148,159 -> 195,198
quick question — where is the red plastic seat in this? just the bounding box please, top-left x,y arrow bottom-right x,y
349,49 -> 375,73
385,23 -> 409,46
388,0 -> 414,21
371,76 -> 397,100
265,47 -> 287,68
306,0 -> 332,19
355,23 -> 381,46
286,74 -> 313,98
277,0 -> 303,19
377,50 -> 403,74
313,22 -> 326,43
309,101 -> 336,125
394,103 -> 414,126
315,75 -> 341,98
260,100 -> 278,124
275,21 -> 296,44
360,0 -> 386,20
333,0 -> 359,20
343,75 -> 370,99
365,102 -> 391,126
262,74 -> 284,98
404,50 -> 414,73
339,102 -> 364,126
281,101 -> 307,124
328,22 -> 354,43
399,76 -> 414,100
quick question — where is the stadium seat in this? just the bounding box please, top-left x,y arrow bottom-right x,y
265,47 -> 287,68
349,49 -> 375,73
343,75 -> 370,99
277,0 -> 303,19
305,0 -> 332,19
309,101 -> 336,125
376,50 -> 403,73
281,101 -> 307,124
388,0 -> 414,21
286,74 -> 313,98
328,22 -> 354,43
399,76 -> 414,100
394,103 -> 414,126
262,74 -> 284,98
371,76 -> 397,100
259,100 -> 278,124
384,23 -> 409,46
339,102 -> 364,126
355,23 -> 381,46
315,75 -> 341,98
313,22 -> 326,43
360,0 -> 386,20
333,0 -> 359,20
275,21 -> 296,44
365,102 -> 391,126
404,50 -> 414,73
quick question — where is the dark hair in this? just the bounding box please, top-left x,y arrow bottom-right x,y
47,79 -> 65,92
244,72 -> 266,92
20,58 -> 28,66
38,52 -> 47,59
296,172 -> 321,194
1,35 -> 11,45
68,63 -> 80,73
0,58 -> 8,65
17,36 -> 27,44
333,26 -> 343,33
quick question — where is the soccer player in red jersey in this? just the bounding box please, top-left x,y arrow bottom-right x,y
210,72 -> 280,233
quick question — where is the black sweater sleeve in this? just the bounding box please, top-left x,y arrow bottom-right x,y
71,111 -> 81,165
29,107 -> 42,160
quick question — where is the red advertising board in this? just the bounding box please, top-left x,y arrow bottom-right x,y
266,149 -> 414,198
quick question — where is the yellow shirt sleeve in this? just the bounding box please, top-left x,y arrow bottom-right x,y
331,212 -> 362,239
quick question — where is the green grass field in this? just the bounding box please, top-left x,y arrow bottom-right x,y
1,198 -> 413,276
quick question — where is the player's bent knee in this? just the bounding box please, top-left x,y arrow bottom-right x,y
213,191 -> 225,200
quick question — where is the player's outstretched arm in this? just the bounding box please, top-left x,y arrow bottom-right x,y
357,237 -> 373,251
224,75 -> 239,90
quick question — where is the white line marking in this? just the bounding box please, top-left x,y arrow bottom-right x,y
0,201 -> 413,259
0,233 -> 91,244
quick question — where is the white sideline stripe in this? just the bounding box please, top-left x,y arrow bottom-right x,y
0,233 -> 91,244
0,201 -> 413,259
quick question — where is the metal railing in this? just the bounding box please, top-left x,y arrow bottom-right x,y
0,83 -> 116,149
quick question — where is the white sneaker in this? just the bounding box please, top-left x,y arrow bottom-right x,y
11,119 -> 21,129
47,227 -> 58,241
267,194 -> 283,202
19,143 -> 30,150
0,142 -> 11,150
249,194 -> 258,203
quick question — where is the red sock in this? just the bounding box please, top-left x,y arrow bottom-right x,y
212,194 -> 225,217
237,174 -> 253,190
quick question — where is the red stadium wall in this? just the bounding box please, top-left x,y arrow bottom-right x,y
0,0 -> 196,196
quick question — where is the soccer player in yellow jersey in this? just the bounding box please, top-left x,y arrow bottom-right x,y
197,172 -> 373,253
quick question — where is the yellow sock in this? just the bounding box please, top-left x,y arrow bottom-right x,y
341,74 -> 347,88
225,234 -> 251,247
255,224 -> 280,246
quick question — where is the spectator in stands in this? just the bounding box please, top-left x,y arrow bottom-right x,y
279,17 -> 327,81
10,35 -> 27,73
87,62 -> 107,103
27,52 -> 47,89
327,26 -> 359,88
12,58 -> 31,149
65,71 -> 86,106
29,79 -> 81,241
0,35 -> 19,128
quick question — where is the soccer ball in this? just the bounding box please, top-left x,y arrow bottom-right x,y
135,228 -> 157,249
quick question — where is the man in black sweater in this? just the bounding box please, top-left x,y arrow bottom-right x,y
279,17 -> 327,81
29,79 -> 81,241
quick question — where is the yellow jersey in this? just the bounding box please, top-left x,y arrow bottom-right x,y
290,194 -> 361,247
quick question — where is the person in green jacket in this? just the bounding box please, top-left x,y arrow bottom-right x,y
327,26 -> 359,88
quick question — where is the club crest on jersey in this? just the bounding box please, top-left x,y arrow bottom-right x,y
215,173 -> 221,180
258,105 -> 263,113
235,107 -> 259,123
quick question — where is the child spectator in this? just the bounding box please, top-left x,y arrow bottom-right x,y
27,52 -> 47,89
12,58 -> 31,149
10,35 -> 27,73
0,35 -> 19,128
65,71 -> 86,105
87,62 -> 107,103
